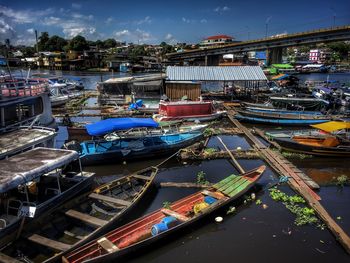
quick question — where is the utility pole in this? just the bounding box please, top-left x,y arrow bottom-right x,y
35,30 -> 40,69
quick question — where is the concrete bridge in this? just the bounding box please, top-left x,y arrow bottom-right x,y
167,26 -> 350,65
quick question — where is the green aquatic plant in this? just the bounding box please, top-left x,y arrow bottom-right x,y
281,151 -> 312,159
204,148 -> 218,154
163,201 -> 172,210
334,175 -> 348,187
255,199 -> 262,205
203,128 -> 214,137
269,187 -> 319,226
196,171 -> 210,185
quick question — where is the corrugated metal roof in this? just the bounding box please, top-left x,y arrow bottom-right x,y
166,66 -> 267,81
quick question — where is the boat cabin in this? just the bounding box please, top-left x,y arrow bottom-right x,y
0,76 -> 56,133
0,147 -> 94,246
0,126 -> 57,160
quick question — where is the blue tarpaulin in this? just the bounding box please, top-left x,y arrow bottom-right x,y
86,118 -> 159,136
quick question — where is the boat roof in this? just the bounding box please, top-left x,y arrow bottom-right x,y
311,121 -> 350,132
0,147 -> 79,193
86,118 -> 159,136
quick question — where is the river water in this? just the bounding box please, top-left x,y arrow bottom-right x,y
11,69 -> 350,262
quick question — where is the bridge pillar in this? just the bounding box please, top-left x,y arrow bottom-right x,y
266,48 -> 283,65
206,55 -> 220,66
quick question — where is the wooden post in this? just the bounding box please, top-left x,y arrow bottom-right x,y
217,136 -> 245,174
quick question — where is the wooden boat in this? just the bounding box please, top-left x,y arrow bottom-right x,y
236,108 -> 340,120
153,100 -> 225,122
73,118 -> 205,165
0,148 -> 94,249
273,121 -> 350,156
62,165 -> 266,263
235,113 -> 332,126
66,120 -> 201,142
0,166 -> 158,262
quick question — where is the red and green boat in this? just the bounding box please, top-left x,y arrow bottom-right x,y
62,165 -> 266,263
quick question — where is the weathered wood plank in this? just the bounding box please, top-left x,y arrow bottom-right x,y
227,180 -> 251,197
213,174 -> 237,189
89,193 -> 132,206
217,176 -> 243,192
0,253 -> 22,263
222,178 -> 249,197
160,182 -> 212,188
97,237 -> 119,253
28,234 -> 72,251
65,209 -> 108,227
161,209 -> 189,222
201,190 -> 225,200
132,174 -> 151,181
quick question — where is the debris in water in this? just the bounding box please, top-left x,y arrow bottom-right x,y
262,204 -> 268,209
215,216 -> 223,223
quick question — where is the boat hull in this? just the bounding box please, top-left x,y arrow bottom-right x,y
63,166 -> 265,263
0,173 -> 94,248
235,114 -> 330,126
274,137 -> 350,157
80,132 -> 203,165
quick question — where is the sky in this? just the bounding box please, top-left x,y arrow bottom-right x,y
0,0 -> 350,46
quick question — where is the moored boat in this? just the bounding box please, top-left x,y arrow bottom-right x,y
62,165 -> 266,263
0,166 -> 158,263
235,113 -> 333,126
71,118 -> 205,165
273,121 -> 350,156
0,147 -> 94,249
153,100 -> 225,122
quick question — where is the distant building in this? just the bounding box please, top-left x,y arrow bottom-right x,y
309,49 -> 331,63
200,35 -> 235,49
309,49 -> 320,62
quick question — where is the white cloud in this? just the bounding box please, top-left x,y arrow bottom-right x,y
26,28 -> 35,34
135,16 -> 151,25
214,6 -> 231,12
0,6 -> 54,24
114,28 -> 155,44
200,19 -> 207,23
42,16 -> 61,26
0,17 -> 15,35
164,33 -> 177,44
71,3 -> 82,9
105,17 -> 114,24
182,17 -> 189,23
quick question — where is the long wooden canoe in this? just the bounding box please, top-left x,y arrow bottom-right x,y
62,165 -> 266,263
274,136 -> 350,157
0,167 -> 158,263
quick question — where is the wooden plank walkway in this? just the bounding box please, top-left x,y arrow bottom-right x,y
225,107 -> 350,254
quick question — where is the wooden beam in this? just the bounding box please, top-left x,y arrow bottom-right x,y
132,174 -> 151,181
201,190 -> 225,200
28,234 -> 72,251
161,208 -> 189,222
0,253 -> 22,263
89,193 -> 132,206
217,136 -> 245,174
97,237 -> 119,253
65,209 -> 108,227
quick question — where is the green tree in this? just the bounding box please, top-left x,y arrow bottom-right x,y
21,46 -> 36,56
45,35 -> 68,51
128,45 -> 149,63
67,35 -> 89,51
103,38 -> 117,48
37,32 -> 50,51
327,42 -> 350,60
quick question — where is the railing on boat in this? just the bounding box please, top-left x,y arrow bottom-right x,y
0,81 -> 48,100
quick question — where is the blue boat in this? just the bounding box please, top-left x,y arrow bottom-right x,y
235,113 -> 332,126
77,118 -> 204,165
